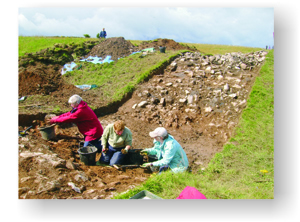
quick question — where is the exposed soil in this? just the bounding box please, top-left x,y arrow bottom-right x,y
137,38 -> 197,52
18,37 -> 267,199
86,37 -> 137,61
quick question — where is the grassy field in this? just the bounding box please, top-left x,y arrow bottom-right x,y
18,36 -> 99,57
18,36 -> 273,199
19,36 -> 263,57
114,50 -> 274,199
183,42 -> 263,55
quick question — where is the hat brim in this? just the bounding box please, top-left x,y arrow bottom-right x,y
149,131 -> 157,138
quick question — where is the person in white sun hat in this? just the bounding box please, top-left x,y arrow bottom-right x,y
140,127 -> 189,174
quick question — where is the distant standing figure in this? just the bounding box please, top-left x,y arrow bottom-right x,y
266,45 -> 268,50
159,45 -> 166,53
99,28 -> 107,39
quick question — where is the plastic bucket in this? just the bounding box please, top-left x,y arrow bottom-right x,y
130,190 -> 162,199
159,46 -> 166,53
78,146 -> 98,165
38,124 -> 56,140
148,155 -> 158,163
126,149 -> 143,165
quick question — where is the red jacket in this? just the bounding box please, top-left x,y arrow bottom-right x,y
52,100 -> 103,141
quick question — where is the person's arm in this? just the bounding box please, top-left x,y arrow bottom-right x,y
152,141 -> 176,167
144,139 -> 161,154
52,111 -> 79,124
124,129 -> 132,151
101,125 -> 111,150
50,111 -> 74,124
58,111 -> 71,118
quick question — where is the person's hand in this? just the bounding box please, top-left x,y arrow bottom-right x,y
140,149 -> 148,155
121,146 -> 130,154
141,163 -> 151,168
50,116 -> 59,124
121,148 -> 128,154
102,147 -> 108,153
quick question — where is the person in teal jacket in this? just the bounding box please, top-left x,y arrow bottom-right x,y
141,127 -> 189,173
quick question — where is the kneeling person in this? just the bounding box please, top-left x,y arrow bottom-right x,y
141,127 -> 189,174
99,120 -> 132,166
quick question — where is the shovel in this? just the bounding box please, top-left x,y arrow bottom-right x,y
19,126 -> 33,137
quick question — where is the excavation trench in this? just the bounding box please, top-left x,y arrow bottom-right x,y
18,37 -> 267,199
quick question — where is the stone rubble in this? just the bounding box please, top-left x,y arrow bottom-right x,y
131,50 -> 267,141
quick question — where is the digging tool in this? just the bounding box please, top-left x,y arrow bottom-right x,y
19,126 -> 33,137
113,164 -> 142,170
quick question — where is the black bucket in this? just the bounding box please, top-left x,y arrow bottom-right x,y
38,124 -> 56,140
78,146 -> 98,165
123,149 -> 143,165
159,46 -> 166,53
148,155 -> 158,163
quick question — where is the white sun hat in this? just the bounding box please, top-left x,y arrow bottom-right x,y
149,127 -> 168,138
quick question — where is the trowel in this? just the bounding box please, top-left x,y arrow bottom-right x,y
19,126 -> 33,137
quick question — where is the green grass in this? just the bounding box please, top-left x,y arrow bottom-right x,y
19,37 -> 264,58
63,50 -> 187,102
19,36 -> 99,57
183,42 -> 263,55
114,50 -> 274,199
128,40 -> 143,47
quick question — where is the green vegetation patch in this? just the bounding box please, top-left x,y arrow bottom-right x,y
19,36 -> 99,57
63,50 -> 187,103
183,43 -> 263,55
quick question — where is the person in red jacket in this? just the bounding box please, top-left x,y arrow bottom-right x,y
50,94 -> 103,151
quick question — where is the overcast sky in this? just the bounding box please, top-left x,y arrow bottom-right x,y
18,7 -> 274,48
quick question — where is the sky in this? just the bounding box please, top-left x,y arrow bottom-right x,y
18,7 -> 274,48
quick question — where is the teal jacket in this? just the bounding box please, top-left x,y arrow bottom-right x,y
145,135 -> 189,173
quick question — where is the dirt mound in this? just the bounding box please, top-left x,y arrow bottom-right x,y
86,38 -> 194,62
86,37 -> 137,61
18,62 -> 79,96
138,38 -> 196,52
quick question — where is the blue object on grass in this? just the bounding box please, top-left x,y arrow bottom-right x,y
80,55 -> 114,64
75,84 -> 98,91
61,62 -> 77,75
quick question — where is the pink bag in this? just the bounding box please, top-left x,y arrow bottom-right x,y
176,186 -> 207,199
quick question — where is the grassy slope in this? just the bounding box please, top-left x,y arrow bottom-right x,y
63,50 -> 187,103
199,51 -> 274,199
114,51 -> 274,199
